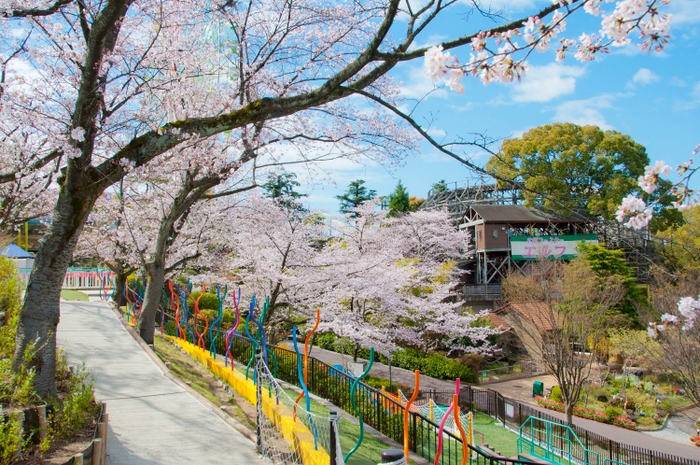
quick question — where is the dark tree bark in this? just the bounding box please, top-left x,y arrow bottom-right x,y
137,174 -> 219,344
12,172 -> 100,397
109,262 -> 134,308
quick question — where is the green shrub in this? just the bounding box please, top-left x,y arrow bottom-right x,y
0,411 -> 24,463
315,332 -> 336,350
187,291 -> 219,310
550,386 -> 563,403
0,258 -> 99,462
52,364 -> 99,438
605,405 -> 623,420
392,348 -> 474,382
221,309 -> 239,325
363,375 -> 397,392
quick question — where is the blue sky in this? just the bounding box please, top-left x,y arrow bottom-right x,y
297,0 -> 700,214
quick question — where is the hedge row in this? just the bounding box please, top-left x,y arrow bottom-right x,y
315,332 -> 474,382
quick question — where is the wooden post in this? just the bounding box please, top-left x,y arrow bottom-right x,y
98,422 -> 107,463
101,413 -> 109,460
38,405 -> 48,443
92,438 -> 103,465
12,410 -> 23,460
73,453 -> 84,465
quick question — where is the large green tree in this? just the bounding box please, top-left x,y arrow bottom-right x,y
655,206 -> 700,273
336,180 -> 376,216
486,123 -> 649,220
577,242 -> 648,328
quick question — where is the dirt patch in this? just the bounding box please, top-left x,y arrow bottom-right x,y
17,412 -> 97,465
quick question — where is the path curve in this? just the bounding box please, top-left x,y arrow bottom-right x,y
57,301 -> 268,465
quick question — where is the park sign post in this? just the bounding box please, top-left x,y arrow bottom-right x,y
510,235 -> 599,261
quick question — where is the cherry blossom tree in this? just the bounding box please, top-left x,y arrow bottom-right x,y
74,183 -> 138,306
207,194 -> 327,343
0,0 -> 675,397
314,202 -> 498,359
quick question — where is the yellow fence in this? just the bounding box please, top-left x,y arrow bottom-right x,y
168,337 -> 330,465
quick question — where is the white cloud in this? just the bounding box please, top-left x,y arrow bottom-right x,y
670,77 -> 687,87
673,81 -> 700,111
511,64 -> 585,103
418,150 -> 452,164
669,0 -> 700,26
626,68 -> 660,89
692,82 -> 700,100
553,95 -> 615,129
632,68 -> 660,85
426,128 -> 447,138
398,65 -> 448,100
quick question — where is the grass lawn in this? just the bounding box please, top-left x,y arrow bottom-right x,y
472,412 -> 521,457
60,289 -> 90,301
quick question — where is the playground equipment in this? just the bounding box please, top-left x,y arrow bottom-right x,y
383,386 -> 477,440
224,288 -> 242,369
344,347 -> 374,462
404,370 -> 420,463
292,325 -> 320,451
97,269 -> 116,301
124,277 -> 145,325
434,379 -> 469,465
208,284 -> 227,358
518,416 -> 600,465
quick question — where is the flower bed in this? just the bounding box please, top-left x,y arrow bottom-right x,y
690,436 -> 700,447
535,397 -> 636,430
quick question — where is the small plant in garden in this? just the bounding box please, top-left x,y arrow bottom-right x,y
0,258 -> 99,463
549,386 -> 563,403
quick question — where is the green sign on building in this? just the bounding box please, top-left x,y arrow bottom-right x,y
510,234 -> 598,260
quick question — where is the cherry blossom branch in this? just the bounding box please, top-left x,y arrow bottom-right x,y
1,0 -> 74,18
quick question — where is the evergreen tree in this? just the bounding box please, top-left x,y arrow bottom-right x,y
336,180 -> 376,216
431,180 -> 448,195
262,172 -> 307,213
388,180 -> 410,217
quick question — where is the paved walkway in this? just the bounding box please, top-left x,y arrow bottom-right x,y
57,301 -> 268,465
644,406 -> 700,445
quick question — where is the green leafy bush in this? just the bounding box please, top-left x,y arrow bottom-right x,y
187,291 -> 219,310
392,348 -> 474,382
315,332 -> 336,350
0,258 -> 99,462
550,386 -> 563,403
52,364 -> 99,438
605,405 -> 623,420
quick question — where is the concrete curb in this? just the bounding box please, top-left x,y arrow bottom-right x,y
107,302 -> 257,444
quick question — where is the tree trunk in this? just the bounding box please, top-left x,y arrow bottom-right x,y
565,403 -> 575,427
353,342 -> 360,363
136,174 -> 220,344
113,271 -> 128,307
12,179 -> 98,398
138,261 -> 165,345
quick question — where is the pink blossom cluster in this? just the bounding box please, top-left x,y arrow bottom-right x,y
616,195 -> 652,229
424,0 -> 671,92
424,45 -> 464,94
648,296 -> 700,337
638,160 -> 671,194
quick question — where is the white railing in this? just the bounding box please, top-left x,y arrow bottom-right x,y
63,268 -> 114,289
